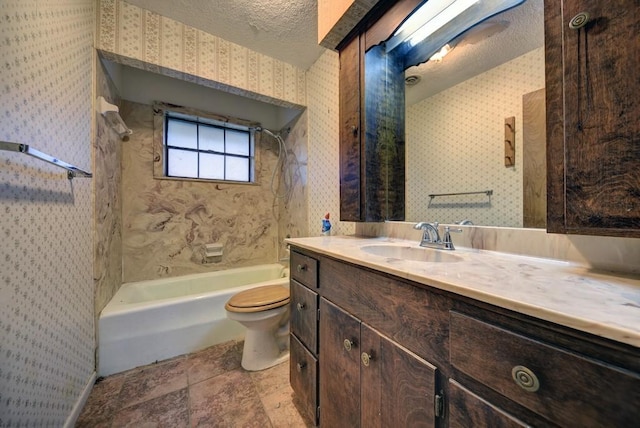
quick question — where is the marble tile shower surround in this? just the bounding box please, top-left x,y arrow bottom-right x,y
94,58 -> 124,324
120,101 -> 285,282
96,0 -> 306,109
277,111 -> 310,260
0,1 -> 95,426
356,222 -> 640,274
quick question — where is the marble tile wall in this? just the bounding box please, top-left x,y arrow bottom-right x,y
94,59 -> 124,326
0,1 -> 96,426
277,111 -> 310,260
96,0 -> 306,109
120,101 -> 283,282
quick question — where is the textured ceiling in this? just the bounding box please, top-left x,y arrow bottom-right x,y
405,0 -> 544,104
123,0 -> 544,104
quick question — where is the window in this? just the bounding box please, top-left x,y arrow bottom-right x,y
164,114 -> 255,182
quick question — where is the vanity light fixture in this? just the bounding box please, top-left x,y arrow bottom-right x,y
429,44 -> 453,62
386,0 -> 480,52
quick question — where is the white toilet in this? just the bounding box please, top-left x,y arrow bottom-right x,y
225,284 -> 290,371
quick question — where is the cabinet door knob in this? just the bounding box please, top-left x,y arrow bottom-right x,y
296,264 -> 307,273
569,12 -> 590,29
296,362 -> 306,372
512,365 -> 540,392
343,339 -> 355,351
296,302 -> 306,311
361,352 -> 373,367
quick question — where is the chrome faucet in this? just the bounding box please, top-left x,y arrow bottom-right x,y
414,222 -> 462,250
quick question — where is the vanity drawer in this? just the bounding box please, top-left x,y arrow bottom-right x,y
291,279 -> 318,354
291,251 -> 318,288
450,312 -> 640,427
448,379 -> 530,428
290,334 -> 318,425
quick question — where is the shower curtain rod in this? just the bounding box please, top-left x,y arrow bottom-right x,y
0,140 -> 92,179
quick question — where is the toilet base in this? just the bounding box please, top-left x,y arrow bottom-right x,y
241,327 -> 290,371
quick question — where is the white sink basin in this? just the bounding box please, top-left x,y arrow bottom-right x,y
361,244 -> 463,263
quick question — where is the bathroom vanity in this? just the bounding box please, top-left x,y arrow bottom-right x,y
288,236 -> 640,427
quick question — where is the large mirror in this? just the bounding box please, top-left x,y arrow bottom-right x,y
403,0 -> 545,228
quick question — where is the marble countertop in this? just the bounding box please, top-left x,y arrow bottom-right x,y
286,235 -> 640,348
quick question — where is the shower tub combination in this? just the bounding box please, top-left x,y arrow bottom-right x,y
98,264 -> 289,376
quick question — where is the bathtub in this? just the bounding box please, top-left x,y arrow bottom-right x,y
98,264 -> 289,376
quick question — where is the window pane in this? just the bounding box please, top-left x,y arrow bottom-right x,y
199,153 -> 224,180
168,148 -> 198,178
199,125 -> 224,152
226,156 -> 249,181
167,119 -> 197,149
226,129 -> 249,155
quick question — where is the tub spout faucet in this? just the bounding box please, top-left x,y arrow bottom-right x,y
413,222 -> 461,250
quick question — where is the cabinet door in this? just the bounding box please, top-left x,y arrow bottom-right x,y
319,298 -> 361,427
545,0 -> 640,236
360,323 -> 437,428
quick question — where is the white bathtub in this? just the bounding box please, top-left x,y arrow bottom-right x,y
98,264 -> 289,376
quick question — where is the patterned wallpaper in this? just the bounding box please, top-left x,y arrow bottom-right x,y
306,50 -> 356,236
0,1 -> 95,426
406,47 -> 545,227
96,0 -> 306,109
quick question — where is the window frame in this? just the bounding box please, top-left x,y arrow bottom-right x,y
152,103 -> 259,185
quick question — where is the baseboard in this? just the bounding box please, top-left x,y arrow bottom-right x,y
64,371 -> 97,428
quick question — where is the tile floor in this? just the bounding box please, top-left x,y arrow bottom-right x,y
76,340 -> 313,427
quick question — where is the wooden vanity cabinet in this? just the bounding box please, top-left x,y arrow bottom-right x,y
290,252 -> 320,425
289,247 -> 640,427
545,0 -> 640,237
319,298 -> 438,427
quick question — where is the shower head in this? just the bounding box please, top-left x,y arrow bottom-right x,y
257,127 -> 280,138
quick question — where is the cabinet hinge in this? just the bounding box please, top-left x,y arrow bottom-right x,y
317,308 -> 320,321
434,393 -> 444,418
316,405 -> 320,421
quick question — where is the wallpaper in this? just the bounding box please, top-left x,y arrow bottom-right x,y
96,0 -> 306,109
406,47 -> 546,227
306,50 -> 356,236
0,1 -> 95,426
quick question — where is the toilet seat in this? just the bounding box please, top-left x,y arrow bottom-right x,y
225,285 -> 290,313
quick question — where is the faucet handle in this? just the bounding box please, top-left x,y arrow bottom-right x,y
442,226 -> 463,250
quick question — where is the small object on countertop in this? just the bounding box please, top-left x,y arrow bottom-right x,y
322,212 -> 332,236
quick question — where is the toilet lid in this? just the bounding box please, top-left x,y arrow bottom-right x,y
225,285 -> 290,313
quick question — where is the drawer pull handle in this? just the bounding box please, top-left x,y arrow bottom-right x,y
569,11 -> 590,30
296,362 -> 306,372
343,339 -> 355,352
296,264 -> 307,273
361,352 -> 372,367
296,302 -> 306,311
512,365 -> 540,392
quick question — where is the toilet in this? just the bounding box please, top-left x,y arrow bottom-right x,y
225,284 -> 290,371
